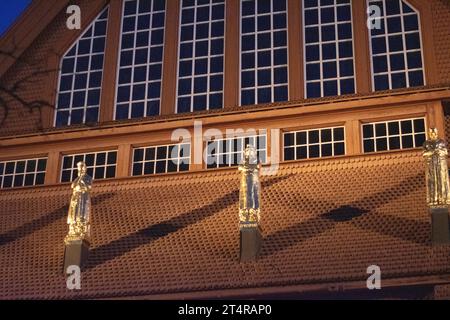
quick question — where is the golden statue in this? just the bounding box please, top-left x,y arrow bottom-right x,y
239,145 -> 261,228
65,162 -> 92,244
423,128 -> 450,208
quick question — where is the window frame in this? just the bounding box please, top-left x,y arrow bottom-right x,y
361,116 -> 427,153
175,0 -> 226,113
302,0 -> 357,98
239,0 -> 290,106
131,142 -> 191,176
367,0 -> 426,91
282,125 -> 346,161
114,0 -> 167,120
0,157 -> 47,189
205,133 -> 267,169
54,6 -> 110,127
60,150 -> 118,182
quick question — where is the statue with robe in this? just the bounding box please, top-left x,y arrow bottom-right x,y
65,162 -> 92,243
238,145 -> 261,227
423,128 -> 450,208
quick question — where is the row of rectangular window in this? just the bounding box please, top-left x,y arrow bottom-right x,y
0,117 -> 428,189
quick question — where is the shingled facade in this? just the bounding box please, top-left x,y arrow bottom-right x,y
1,0 -> 450,299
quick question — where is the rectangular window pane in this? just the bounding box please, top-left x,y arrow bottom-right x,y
362,117 -> 426,153
283,126 -> 346,161
132,143 -> 191,176
206,134 -> 267,168
240,0 -> 288,106
115,0 -> 166,120
304,0 -> 356,98
177,0 -> 225,113
0,157 -> 47,189
60,151 -> 117,182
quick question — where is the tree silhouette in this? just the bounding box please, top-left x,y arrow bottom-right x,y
0,41 -> 59,129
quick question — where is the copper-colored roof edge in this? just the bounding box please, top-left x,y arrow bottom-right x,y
1,84 -> 450,143
0,149 -> 422,197
98,273 -> 450,300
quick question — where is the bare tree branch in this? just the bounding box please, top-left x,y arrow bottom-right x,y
0,41 -> 59,129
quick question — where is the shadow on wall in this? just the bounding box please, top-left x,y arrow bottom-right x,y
260,173 -> 428,258
85,176 -> 290,270
0,192 -> 116,246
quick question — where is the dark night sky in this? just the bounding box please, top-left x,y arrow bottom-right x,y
0,0 -> 32,36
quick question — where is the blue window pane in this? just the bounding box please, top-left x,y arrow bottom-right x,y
340,79 -> 355,94
131,102 -> 145,118
409,71 -> 424,87
242,71 -> 255,88
87,89 -> 100,106
321,7 -> 334,23
323,81 -> 338,96
178,97 -> 191,113
404,14 -> 418,31
147,101 -> 160,116
147,83 -> 161,99
339,60 -> 354,77
274,86 -> 288,102
306,45 -> 320,62
322,43 -> 336,60
85,107 -> 99,123
304,9 -> 318,25
209,93 -> 223,109
374,75 -> 389,90
323,62 -> 337,79
178,79 -> 191,95
257,69 -> 271,86
56,111 -> 70,126
388,35 -> 403,52
306,64 -> 320,81
116,104 -> 129,120
241,90 -> 255,106
258,88 -> 271,104
339,41 -> 353,58
387,17 -> 402,33
71,109 -> 84,124
132,84 -> 146,100
391,73 -> 407,89
390,53 -> 405,71
407,51 -> 422,69
337,23 -> 352,40
193,95 -> 207,111
307,82 -> 321,98
371,37 -> 387,54
373,55 -> 388,73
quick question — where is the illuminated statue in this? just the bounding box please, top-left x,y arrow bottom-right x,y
65,162 -> 92,243
423,128 -> 450,208
238,145 -> 261,227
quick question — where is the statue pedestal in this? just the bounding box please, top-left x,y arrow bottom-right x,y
430,207 -> 450,245
63,239 -> 90,273
239,226 -> 262,262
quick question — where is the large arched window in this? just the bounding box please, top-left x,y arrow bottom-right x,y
303,0 -> 356,98
55,7 -> 109,127
240,0 -> 288,106
176,0 -> 225,113
115,0 -> 166,120
368,0 -> 425,91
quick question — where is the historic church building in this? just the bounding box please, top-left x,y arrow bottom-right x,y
1,0 -> 450,299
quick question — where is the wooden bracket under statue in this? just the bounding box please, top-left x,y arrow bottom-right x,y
63,239 -> 90,273
239,226 -> 262,262
430,207 -> 450,245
